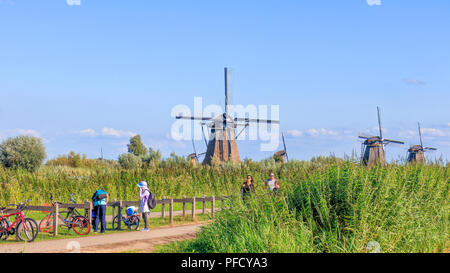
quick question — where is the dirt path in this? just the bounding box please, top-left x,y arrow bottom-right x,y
0,223 -> 203,253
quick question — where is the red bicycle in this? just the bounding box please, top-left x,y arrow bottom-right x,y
0,199 -> 39,242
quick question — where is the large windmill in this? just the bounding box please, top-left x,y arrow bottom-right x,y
176,68 -> 280,165
407,122 -> 437,164
359,107 -> 404,166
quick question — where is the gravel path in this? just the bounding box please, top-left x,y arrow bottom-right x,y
0,223 -> 203,253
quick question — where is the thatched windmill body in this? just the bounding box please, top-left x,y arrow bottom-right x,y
176,68 -> 279,165
407,123 -> 437,164
359,107 -> 404,166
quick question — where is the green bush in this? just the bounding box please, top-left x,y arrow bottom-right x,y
118,153 -> 142,169
0,135 -> 47,172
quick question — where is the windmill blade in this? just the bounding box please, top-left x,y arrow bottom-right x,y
377,106 -> 383,139
191,139 -> 198,158
282,132 -> 289,162
234,117 -> 280,124
418,122 -> 424,148
383,139 -> 405,144
358,135 -> 371,139
200,123 -> 208,148
224,67 -> 233,117
424,147 -> 437,151
176,115 -> 213,121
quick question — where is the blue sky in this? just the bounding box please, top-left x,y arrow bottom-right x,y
0,0 -> 449,162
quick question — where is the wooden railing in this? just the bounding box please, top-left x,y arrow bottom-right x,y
11,195 -> 231,237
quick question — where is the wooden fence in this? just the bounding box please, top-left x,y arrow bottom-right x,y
15,195 -> 231,237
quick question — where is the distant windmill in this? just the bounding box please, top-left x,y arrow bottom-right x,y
407,122 -> 437,164
176,67 -> 279,165
273,132 -> 289,163
188,139 -> 206,164
359,107 -> 404,166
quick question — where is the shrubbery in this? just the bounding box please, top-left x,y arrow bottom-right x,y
118,153 -> 142,169
0,135 -> 47,172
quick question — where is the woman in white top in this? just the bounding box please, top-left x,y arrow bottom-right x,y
265,172 -> 280,192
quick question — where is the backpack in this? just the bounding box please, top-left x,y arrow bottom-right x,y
144,189 -> 157,209
92,189 -> 107,203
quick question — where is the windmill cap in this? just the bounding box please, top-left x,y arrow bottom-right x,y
137,181 -> 147,188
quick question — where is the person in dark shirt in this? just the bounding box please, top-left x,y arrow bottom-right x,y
241,175 -> 255,200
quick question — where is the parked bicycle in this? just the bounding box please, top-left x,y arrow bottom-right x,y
39,194 -> 91,235
112,206 -> 140,230
0,199 -> 39,242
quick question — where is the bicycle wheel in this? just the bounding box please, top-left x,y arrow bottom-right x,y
130,215 -> 140,230
112,215 -> 121,230
0,218 -> 10,240
39,214 -> 55,233
17,218 -> 39,242
72,216 -> 91,235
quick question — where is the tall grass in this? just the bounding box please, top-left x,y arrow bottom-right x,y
158,161 -> 449,253
0,159 -> 448,252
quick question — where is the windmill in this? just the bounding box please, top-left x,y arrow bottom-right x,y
176,67 -> 280,165
407,122 -> 437,164
359,107 -> 404,166
188,139 -> 206,164
273,132 -> 289,163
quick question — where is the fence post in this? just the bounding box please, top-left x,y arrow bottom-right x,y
192,197 -> 196,221
221,195 -> 225,210
211,196 -> 215,219
112,199 -> 116,224
182,196 -> 186,217
118,200 -> 123,230
162,197 -> 166,218
86,200 -> 92,232
202,195 -> 206,214
53,203 -> 59,236
169,198 -> 174,224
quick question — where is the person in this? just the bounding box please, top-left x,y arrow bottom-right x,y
92,189 -> 109,234
137,181 -> 150,232
265,172 -> 281,193
241,175 -> 255,200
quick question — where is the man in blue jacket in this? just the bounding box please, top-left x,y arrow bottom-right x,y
92,189 -> 109,233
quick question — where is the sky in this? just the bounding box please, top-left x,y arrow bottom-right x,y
0,0 -> 449,162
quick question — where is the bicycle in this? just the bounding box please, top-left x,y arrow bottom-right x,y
0,199 -> 39,242
39,194 -> 91,235
112,206 -> 140,230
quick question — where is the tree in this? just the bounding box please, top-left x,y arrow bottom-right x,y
118,153 -> 142,169
142,147 -> 162,167
127,135 -> 148,157
0,135 -> 47,172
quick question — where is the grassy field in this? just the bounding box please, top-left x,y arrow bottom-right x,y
0,158 -> 448,252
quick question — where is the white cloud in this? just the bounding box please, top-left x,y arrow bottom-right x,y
10,129 -> 41,137
101,128 -> 137,138
307,128 -> 339,137
421,128 -> 449,137
404,79 -> 425,85
287,129 -> 303,137
79,128 -> 97,136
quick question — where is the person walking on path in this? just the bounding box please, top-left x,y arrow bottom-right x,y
241,175 -> 255,200
92,189 -> 109,233
265,172 -> 281,193
137,181 -> 150,232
